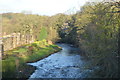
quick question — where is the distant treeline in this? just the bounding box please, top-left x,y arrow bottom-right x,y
2,13 -> 63,42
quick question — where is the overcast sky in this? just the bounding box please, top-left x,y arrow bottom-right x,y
0,0 -> 105,16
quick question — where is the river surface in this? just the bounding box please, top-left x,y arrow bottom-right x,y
28,43 -> 92,78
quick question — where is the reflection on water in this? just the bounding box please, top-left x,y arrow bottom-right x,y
28,43 -> 92,78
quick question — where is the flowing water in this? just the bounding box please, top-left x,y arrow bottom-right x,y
28,43 -> 92,78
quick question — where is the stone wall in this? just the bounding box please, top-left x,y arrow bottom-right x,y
1,33 -> 34,51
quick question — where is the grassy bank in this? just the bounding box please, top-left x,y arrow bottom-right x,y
2,39 -> 61,78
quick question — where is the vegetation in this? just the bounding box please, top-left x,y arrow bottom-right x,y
2,13 -> 59,42
39,27 -> 48,40
56,2 -> 119,78
1,1 -> 119,78
2,40 -> 61,78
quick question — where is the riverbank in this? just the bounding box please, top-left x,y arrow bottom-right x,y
28,43 -> 88,78
2,40 -> 61,78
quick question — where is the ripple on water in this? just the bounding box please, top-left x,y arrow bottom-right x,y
28,43 -> 89,78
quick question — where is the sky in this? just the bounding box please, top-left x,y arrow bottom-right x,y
0,0 -> 104,16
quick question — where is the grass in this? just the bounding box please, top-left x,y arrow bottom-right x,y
2,59 -> 16,77
2,40 -> 61,78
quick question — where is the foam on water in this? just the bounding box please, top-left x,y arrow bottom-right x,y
28,43 -> 91,78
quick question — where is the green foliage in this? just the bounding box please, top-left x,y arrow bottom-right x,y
2,2 -> 119,78
2,13 -> 58,42
55,2 -> 119,78
80,3 -> 119,78
39,27 -> 48,40
2,40 -> 61,78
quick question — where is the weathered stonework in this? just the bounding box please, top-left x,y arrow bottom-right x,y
2,33 -> 35,51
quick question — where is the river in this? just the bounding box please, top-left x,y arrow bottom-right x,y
28,43 -> 93,78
